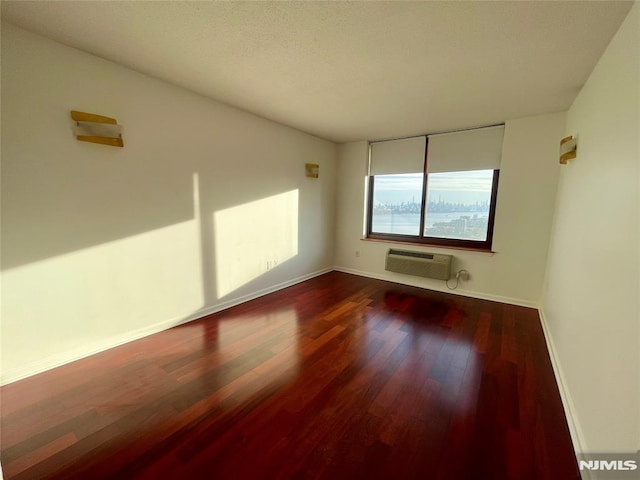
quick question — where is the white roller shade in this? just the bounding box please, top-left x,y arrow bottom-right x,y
427,125 -> 504,173
369,136 -> 426,175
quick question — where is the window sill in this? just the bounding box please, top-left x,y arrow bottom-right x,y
361,237 -> 496,255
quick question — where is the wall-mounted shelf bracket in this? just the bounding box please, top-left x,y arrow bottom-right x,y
71,110 -> 124,147
559,135 -> 577,164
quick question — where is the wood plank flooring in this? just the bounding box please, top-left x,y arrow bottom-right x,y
0,272 -> 579,479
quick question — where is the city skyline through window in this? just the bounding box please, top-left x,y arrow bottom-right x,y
369,169 -> 498,248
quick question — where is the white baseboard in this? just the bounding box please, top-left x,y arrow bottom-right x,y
333,266 -> 538,308
189,267 -> 334,320
538,307 -> 589,477
0,267 -> 333,386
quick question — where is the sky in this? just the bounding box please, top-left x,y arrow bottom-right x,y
373,170 -> 493,205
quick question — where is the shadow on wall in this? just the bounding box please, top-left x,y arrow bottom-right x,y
0,138 -> 196,271
2,168 -> 301,306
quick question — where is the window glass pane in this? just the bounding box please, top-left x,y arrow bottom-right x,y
424,170 -> 494,241
371,173 -> 423,235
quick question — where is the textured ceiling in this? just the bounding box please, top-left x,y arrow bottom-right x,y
1,1 -> 634,143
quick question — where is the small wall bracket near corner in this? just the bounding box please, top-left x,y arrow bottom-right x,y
305,163 -> 319,178
71,110 -> 124,147
559,135 -> 576,164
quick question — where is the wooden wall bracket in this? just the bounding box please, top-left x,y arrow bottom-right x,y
71,110 -> 124,147
559,135 -> 576,164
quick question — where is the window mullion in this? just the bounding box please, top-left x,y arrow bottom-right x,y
366,175 -> 375,237
417,140 -> 429,239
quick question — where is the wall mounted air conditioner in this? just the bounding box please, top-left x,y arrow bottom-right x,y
385,249 -> 452,280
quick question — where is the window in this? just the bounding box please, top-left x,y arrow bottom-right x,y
366,126 -> 503,250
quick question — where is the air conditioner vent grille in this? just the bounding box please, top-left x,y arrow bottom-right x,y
388,249 -> 434,260
385,249 -> 452,281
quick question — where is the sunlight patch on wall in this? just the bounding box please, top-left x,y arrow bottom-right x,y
1,219 -> 204,376
214,189 -> 299,298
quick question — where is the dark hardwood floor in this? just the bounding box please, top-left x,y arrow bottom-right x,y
0,272 -> 579,479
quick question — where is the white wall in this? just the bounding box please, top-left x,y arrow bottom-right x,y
0,23 -> 337,384
541,2 -> 639,454
334,112 -> 566,306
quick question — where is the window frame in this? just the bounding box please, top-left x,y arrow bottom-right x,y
366,140 -> 500,251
